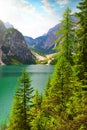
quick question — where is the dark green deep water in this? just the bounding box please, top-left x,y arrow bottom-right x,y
0,65 -> 54,123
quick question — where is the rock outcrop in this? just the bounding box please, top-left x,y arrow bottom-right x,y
0,20 -> 35,65
0,20 -> 5,65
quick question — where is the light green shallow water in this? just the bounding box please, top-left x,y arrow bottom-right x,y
0,65 -> 54,123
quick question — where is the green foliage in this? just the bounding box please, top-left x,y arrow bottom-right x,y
30,90 -> 43,130
36,6 -> 87,130
7,70 -> 33,130
74,0 -> 87,82
36,8 -> 75,129
45,8 -> 74,119
50,53 -> 58,65
0,123 -> 7,130
69,114 -> 87,130
3,55 -> 22,65
45,76 -> 51,96
4,2 -> 87,129
10,58 -> 22,65
36,59 -> 48,64
55,7 -> 74,64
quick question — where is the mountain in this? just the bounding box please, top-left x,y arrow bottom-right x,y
24,23 -> 61,54
0,20 -> 6,65
25,16 -> 78,54
24,36 -> 36,47
0,20 -> 35,65
4,22 -> 14,28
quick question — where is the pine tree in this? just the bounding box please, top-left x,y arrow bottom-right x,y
7,70 -> 33,130
68,1 -> 87,128
50,7 -> 73,113
75,0 -> 87,83
30,90 -> 43,130
41,8 -> 74,129
45,76 -> 51,97
55,7 -> 74,64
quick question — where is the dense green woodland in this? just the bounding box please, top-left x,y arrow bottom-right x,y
1,0 -> 87,129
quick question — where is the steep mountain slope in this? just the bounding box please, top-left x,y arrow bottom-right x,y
25,16 -> 77,54
0,20 -> 6,65
24,23 -> 61,54
24,36 -> 36,47
0,20 -> 35,65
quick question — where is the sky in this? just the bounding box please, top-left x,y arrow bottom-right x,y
0,0 -> 81,38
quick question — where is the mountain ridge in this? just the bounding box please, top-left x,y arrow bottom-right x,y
0,20 -> 36,65
24,23 -> 61,54
24,16 -> 78,54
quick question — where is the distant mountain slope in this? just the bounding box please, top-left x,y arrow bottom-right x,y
25,16 -> 78,54
4,22 -> 14,28
0,20 -> 36,65
24,23 -> 61,54
24,36 -> 36,47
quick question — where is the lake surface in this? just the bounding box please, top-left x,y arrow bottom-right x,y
0,65 -> 54,123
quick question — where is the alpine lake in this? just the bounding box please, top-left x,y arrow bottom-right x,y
0,65 -> 54,123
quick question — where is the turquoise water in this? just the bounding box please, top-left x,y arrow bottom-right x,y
0,65 -> 54,123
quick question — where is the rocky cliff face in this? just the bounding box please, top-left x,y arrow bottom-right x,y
0,20 -> 35,65
0,20 -> 6,65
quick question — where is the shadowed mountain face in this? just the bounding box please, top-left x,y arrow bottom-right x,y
0,20 -> 36,65
24,23 -> 61,54
0,20 -> 6,65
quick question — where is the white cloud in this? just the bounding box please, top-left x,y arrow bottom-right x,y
0,0 -> 59,38
41,0 -> 52,7
42,6 -> 54,14
56,0 -> 69,5
0,0 -> 78,38
41,0 -> 56,14
16,9 -> 59,37
13,0 -> 35,13
41,0 -> 69,14
0,0 -> 35,21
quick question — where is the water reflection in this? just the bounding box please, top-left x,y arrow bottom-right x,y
0,65 -> 54,77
